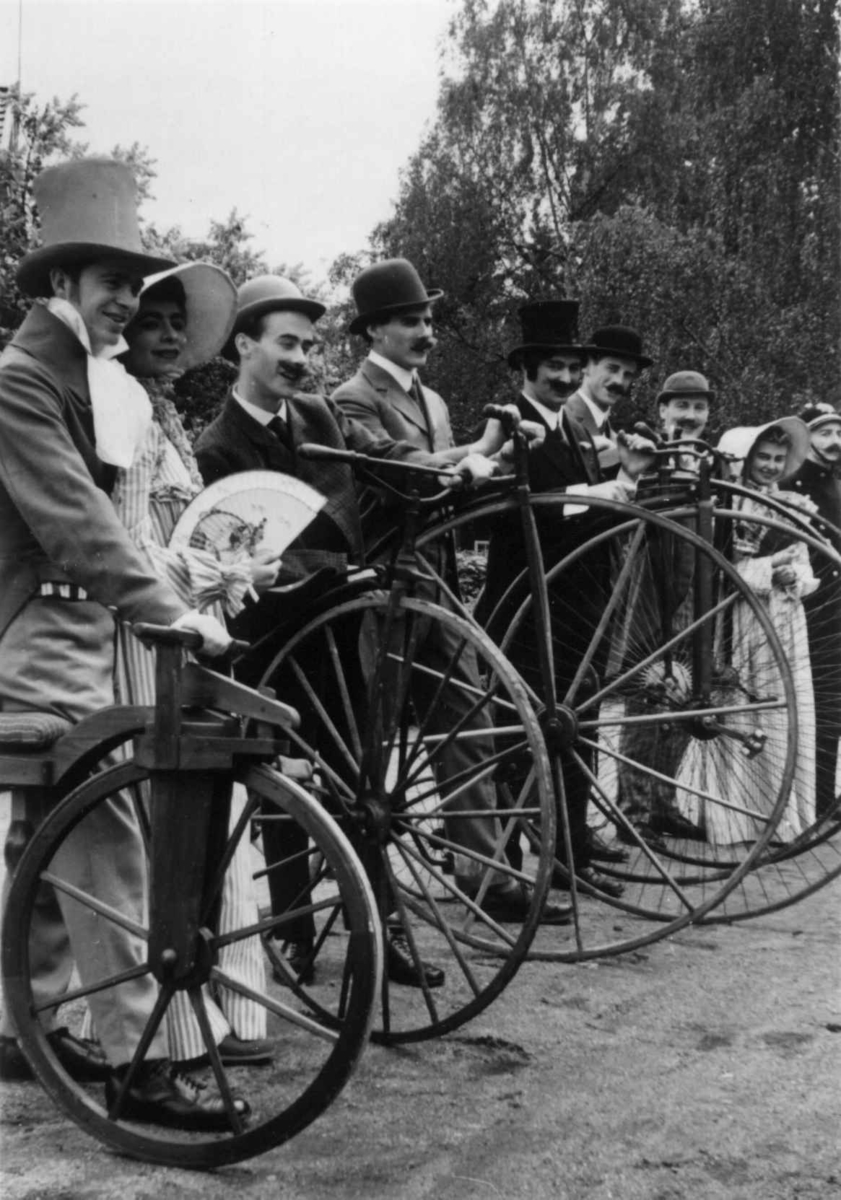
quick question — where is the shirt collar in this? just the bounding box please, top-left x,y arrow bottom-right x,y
232,386 -> 287,428
368,350 -> 416,394
522,391 -> 561,431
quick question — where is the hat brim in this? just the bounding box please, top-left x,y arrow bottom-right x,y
582,343 -> 653,370
348,290 -> 444,336
656,388 -> 716,403
506,341 -> 585,369
222,294 -> 327,362
717,418 -> 810,479
138,263 -> 237,369
16,243 -> 176,298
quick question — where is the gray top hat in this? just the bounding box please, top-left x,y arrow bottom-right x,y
16,157 -> 175,297
349,258 -> 443,336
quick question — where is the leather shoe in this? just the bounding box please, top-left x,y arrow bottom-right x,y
270,938 -> 315,986
649,811 -> 706,841
176,1034 -> 274,1070
0,1027 -> 111,1083
552,865 -> 625,898
466,879 -> 572,925
106,1059 -> 249,1131
386,930 -> 444,989
584,829 -> 629,863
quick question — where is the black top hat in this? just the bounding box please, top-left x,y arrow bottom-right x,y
582,325 -> 653,369
506,300 -> 583,368
349,258 -> 443,336
16,158 -> 175,297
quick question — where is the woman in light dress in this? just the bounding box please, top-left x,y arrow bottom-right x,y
677,419 -> 817,844
112,263 -> 281,1065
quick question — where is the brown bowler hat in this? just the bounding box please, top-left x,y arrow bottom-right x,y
657,370 -> 715,404
582,325 -> 653,370
349,258 -> 443,336
507,300 -> 583,369
222,274 -> 326,361
16,158 -> 175,297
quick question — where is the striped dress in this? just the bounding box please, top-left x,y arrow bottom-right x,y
110,383 -> 266,1059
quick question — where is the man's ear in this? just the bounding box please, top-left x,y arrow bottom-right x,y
49,266 -> 72,300
235,331 -> 252,360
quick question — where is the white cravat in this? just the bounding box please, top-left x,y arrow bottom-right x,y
47,298 -> 152,468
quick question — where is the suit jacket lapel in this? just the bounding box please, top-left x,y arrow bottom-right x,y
223,393 -> 294,473
361,361 -> 429,439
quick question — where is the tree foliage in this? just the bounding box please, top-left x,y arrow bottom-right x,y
369,0 -> 840,439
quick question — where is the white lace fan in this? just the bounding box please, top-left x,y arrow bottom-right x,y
170,470 -> 326,562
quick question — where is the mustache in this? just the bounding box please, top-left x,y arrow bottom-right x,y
607,384 -> 628,398
412,339 -> 435,352
278,364 -> 307,382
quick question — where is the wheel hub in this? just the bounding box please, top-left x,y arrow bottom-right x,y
541,704 -> 579,751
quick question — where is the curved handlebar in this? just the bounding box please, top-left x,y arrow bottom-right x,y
298,442 -> 460,480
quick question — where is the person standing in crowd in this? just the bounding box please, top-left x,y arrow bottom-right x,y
565,325 -> 652,472
781,404 -> 841,817
114,262 -> 280,1067
0,158 -> 243,1129
478,301 -> 656,897
675,419 -> 817,842
614,371 -> 716,844
333,259 -> 572,919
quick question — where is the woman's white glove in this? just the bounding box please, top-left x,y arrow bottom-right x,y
171,609 -> 232,656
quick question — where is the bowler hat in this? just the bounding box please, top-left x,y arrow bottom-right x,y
506,300 -> 583,369
798,402 -> 841,432
582,325 -> 653,370
130,262 -> 237,370
349,258 -> 443,336
16,158 -> 175,297
657,370 -> 715,404
223,274 -> 326,360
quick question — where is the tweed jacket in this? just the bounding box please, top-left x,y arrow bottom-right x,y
331,359 -> 454,552
565,389 -> 620,472
0,306 -> 186,639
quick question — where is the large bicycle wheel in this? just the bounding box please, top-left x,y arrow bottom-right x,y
2,760 -> 381,1168
258,592 -> 556,1043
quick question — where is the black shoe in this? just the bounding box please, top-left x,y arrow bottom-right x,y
552,865 -> 625,899
270,938 -> 315,986
466,879 -> 572,925
0,1027 -> 111,1083
386,931 -> 445,989
649,811 -> 706,842
584,829 -> 629,864
175,1034 -> 275,1071
105,1059 -> 250,1132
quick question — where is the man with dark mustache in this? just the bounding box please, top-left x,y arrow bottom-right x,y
565,325 -> 651,473
782,403 -> 841,817
478,302 -> 657,897
333,260 -> 573,928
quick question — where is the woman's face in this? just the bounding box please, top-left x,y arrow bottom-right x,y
122,298 -> 188,378
749,439 -> 788,487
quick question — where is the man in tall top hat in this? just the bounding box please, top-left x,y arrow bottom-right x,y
782,403 -> 841,816
332,259 -> 572,927
565,324 -> 654,472
479,301 -> 657,896
0,158 -> 242,1128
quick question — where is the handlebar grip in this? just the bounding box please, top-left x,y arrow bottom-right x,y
633,421 -> 662,444
133,623 -> 204,650
298,443 -> 359,463
483,403 -> 518,421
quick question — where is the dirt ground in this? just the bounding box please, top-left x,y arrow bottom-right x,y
2,845 -> 839,1200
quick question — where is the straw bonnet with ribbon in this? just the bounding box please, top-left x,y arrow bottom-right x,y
582,324 -> 653,370
223,275 -> 326,361
134,262 -> 238,370
16,157 -> 174,297
717,418 -> 810,481
348,258 -> 443,337
656,370 -> 715,404
506,300 -> 583,369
